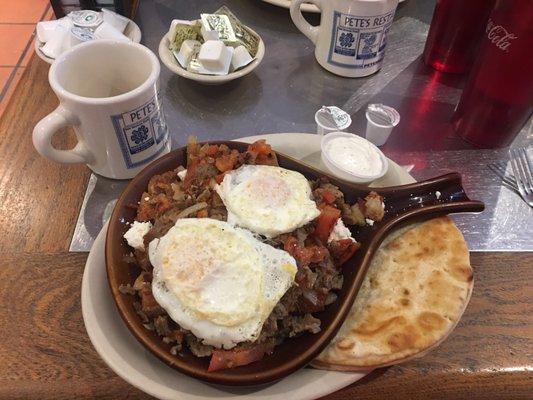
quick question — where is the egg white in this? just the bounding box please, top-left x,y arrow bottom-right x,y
215,165 -> 321,238
149,218 -> 297,349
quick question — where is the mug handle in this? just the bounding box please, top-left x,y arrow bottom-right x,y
33,105 -> 94,164
290,0 -> 323,44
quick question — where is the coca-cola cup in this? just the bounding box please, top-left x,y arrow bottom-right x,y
423,0 -> 496,74
452,0 -> 533,148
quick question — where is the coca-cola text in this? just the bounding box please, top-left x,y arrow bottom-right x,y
486,19 -> 517,52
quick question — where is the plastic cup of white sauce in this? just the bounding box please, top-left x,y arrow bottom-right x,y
320,132 -> 389,184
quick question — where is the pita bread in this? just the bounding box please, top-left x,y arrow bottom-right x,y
312,217 -> 473,371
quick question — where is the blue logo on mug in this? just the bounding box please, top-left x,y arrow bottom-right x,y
328,10 -> 395,69
111,95 -> 169,169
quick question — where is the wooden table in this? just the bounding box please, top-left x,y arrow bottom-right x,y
0,55 -> 531,400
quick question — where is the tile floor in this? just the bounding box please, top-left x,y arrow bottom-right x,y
0,0 -> 52,117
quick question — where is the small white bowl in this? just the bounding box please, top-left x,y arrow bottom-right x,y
320,131 -> 389,184
158,24 -> 265,85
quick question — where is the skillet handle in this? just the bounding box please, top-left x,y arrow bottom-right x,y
376,172 -> 485,225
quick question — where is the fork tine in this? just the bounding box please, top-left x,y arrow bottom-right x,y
494,161 -> 518,183
511,149 -> 528,194
499,162 -> 519,186
502,180 -> 520,194
488,163 -> 504,180
519,148 -> 533,191
510,149 -> 526,194
516,149 -> 532,195
488,163 -> 502,177
487,163 -> 518,190
492,163 -> 507,176
495,162 -> 509,172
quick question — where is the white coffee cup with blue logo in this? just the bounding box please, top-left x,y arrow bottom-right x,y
33,40 -> 171,179
290,0 -> 399,78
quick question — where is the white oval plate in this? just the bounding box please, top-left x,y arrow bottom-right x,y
35,18 -> 142,65
82,133 -> 414,400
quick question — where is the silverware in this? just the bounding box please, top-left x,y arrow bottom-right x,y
509,147 -> 533,207
487,162 -> 519,194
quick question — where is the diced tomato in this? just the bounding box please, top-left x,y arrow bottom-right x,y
206,144 -> 219,156
246,140 -> 278,166
196,209 -> 208,218
284,236 -> 329,266
208,345 -> 269,372
306,245 -> 329,263
314,205 -> 341,244
136,202 -> 155,221
329,238 -> 360,265
321,190 -> 336,205
214,173 -> 225,184
248,140 -> 272,155
284,236 -> 299,255
215,152 -> 238,172
155,195 -> 171,214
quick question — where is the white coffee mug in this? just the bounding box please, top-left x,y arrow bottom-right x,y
33,40 -> 171,179
290,0 -> 398,78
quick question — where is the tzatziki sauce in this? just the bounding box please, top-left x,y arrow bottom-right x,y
325,135 -> 383,176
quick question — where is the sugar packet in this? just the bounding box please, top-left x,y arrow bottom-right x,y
168,19 -> 202,52
200,14 -> 237,43
214,6 -> 259,57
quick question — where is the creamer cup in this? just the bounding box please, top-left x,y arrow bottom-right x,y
365,104 -> 400,146
315,106 -> 351,135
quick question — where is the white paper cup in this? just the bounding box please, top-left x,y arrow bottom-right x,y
365,105 -> 400,146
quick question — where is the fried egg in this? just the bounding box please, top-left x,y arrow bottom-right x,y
149,218 -> 297,349
215,165 -> 320,237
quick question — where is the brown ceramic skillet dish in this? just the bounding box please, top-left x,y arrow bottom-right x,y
106,140 -> 484,386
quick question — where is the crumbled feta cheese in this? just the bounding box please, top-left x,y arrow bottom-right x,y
365,218 -> 374,226
177,169 -> 187,181
328,218 -> 355,243
436,191 -> 441,200
123,221 -> 152,250
144,196 -> 150,201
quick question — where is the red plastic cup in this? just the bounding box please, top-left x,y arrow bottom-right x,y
452,0 -> 533,148
423,0 -> 496,74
